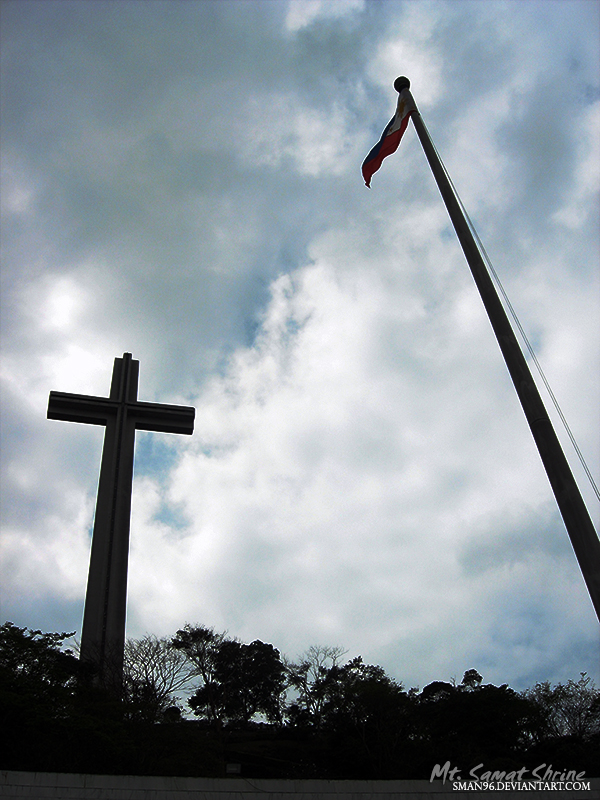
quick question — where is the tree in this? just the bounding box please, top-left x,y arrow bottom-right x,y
213,639 -> 287,725
0,622 -> 84,773
419,680 -> 455,701
0,621 -> 79,721
122,634 -> 197,721
175,627 -> 287,727
319,657 -> 408,731
461,669 -> 483,690
416,675 -> 541,770
285,645 -> 347,729
171,624 -> 227,727
314,656 -> 412,778
522,673 -> 600,742
171,625 -> 286,728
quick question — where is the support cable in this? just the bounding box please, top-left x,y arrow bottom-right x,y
419,117 -> 600,504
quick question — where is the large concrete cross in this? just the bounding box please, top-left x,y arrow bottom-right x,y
47,352 -> 195,687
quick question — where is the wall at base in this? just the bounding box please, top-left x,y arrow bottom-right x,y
1,771 -> 598,799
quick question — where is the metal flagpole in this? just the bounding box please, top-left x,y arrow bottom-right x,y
394,76 -> 600,622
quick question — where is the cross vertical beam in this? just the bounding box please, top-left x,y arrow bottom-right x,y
79,353 -> 137,687
48,353 -> 195,687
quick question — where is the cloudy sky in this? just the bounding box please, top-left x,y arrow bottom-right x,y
1,0 -> 598,692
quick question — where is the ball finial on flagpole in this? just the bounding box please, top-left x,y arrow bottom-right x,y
394,76 -> 410,92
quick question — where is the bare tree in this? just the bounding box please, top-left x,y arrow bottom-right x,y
123,634 -> 197,720
285,644 -> 347,728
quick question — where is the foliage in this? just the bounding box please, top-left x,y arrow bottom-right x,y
461,668 -> 483,689
213,639 -> 286,724
2,618 -> 599,779
173,625 -> 286,726
416,676 -> 542,767
0,621 -> 79,720
522,672 -> 600,741
319,656 -> 413,777
171,624 -> 228,726
285,644 -> 347,729
123,634 -> 197,722
318,657 -> 406,730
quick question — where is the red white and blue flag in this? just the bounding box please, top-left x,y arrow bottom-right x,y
362,89 -> 416,187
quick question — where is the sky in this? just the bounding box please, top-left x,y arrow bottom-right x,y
1,0 -> 599,693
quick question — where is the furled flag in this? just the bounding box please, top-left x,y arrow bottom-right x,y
362,88 -> 417,187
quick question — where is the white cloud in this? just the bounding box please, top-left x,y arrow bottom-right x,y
553,99 -> 600,230
285,0 -> 365,34
121,236 -> 596,685
1,487 -> 92,602
1,0 -> 598,692
369,40 -> 442,110
239,92 -> 358,177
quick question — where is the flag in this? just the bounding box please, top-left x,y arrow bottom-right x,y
362,88 -> 416,187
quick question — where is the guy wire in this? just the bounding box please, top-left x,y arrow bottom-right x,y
420,118 -> 600,504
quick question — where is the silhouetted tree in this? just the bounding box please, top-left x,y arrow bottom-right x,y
213,639 -> 287,725
419,680 -> 454,701
0,621 -> 79,721
4,618 -> 598,780
290,655 -> 413,777
285,645 -> 347,729
461,668 -> 483,690
416,674 -> 540,770
171,624 -> 227,727
122,635 -> 196,722
522,673 -> 600,742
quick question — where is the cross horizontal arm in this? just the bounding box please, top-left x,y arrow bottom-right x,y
133,402 -> 195,435
48,391 -> 195,435
47,392 -> 117,426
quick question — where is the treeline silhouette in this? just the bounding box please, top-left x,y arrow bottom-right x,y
1,621 -> 598,779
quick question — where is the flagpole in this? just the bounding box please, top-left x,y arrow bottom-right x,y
394,77 -> 600,622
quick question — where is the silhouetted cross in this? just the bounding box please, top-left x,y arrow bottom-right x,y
47,352 -> 195,686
